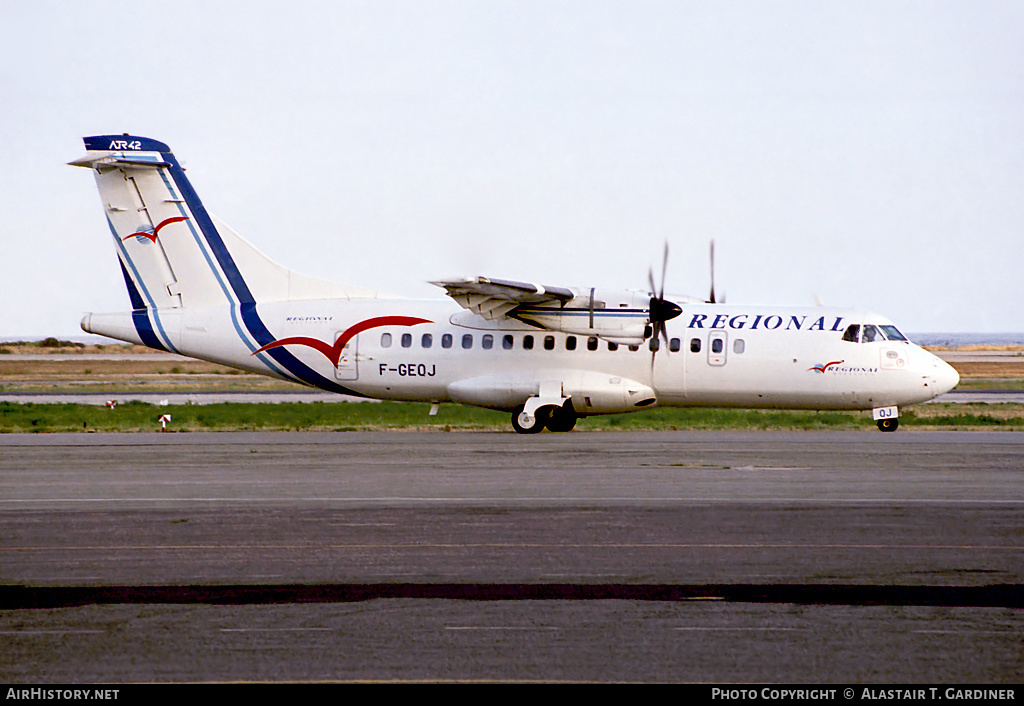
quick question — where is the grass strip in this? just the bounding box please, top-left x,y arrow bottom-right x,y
2,401 -> 1023,433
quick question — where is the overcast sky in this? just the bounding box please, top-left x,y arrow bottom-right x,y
1,1 -> 1021,336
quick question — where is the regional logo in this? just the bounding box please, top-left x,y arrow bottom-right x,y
123,216 -> 189,243
808,360 -> 843,374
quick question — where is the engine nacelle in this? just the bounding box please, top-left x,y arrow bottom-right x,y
447,369 -> 656,414
512,288 -> 654,346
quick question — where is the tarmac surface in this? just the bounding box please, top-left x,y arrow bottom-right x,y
0,430 -> 1022,683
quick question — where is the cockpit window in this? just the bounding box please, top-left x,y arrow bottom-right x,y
844,323 -> 908,344
880,325 -> 908,342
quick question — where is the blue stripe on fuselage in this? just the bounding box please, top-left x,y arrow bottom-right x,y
117,258 -> 167,351
159,150 -> 364,396
109,219 -> 177,353
151,169 -> 292,381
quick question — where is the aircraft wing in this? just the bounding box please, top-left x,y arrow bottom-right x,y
431,277 -> 577,320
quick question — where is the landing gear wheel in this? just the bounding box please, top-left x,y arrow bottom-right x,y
545,403 -> 578,432
877,418 -> 899,432
511,405 -> 548,434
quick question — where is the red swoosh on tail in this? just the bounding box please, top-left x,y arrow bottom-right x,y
123,216 -> 189,243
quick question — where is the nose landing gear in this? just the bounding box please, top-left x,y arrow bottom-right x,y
873,405 -> 899,432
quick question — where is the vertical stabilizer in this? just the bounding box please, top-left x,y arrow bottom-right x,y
70,135 -> 379,313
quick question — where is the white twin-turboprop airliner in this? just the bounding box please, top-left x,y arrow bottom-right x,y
71,135 -> 959,433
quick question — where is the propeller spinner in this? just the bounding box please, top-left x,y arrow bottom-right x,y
647,242 -> 682,349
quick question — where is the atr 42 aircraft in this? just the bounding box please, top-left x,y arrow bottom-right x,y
71,135 -> 959,433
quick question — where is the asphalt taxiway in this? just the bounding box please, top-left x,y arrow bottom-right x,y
1,431 -> 1021,683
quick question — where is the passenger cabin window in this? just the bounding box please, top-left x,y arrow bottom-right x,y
711,338 -> 724,354
503,335 -> 514,350
462,334 -> 473,349
608,342 -> 618,351
690,338 -> 701,353
421,333 -> 432,348
523,335 -> 534,350
566,336 -> 577,351
587,337 -> 598,351
733,339 -> 745,354
441,333 -> 453,349
381,333 -> 392,348
401,333 -> 412,348
649,337 -> 660,352
482,334 -> 493,350
669,338 -> 681,352
544,336 -> 555,350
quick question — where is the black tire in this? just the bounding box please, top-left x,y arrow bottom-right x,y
545,403 -> 578,432
511,405 -> 547,434
876,418 -> 899,432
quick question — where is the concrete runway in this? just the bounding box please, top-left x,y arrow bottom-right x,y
0,431 -> 1022,683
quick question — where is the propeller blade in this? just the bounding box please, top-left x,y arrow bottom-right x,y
646,241 -> 682,371
709,239 -> 717,304
660,242 -> 669,301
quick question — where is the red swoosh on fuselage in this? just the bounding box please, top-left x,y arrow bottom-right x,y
123,216 -> 189,243
253,316 -> 432,367
808,360 -> 844,373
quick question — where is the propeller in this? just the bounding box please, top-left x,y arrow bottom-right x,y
647,242 -> 682,356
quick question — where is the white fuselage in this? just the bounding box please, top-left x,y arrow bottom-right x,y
87,296 -> 959,415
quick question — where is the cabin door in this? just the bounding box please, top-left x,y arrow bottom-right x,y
334,334 -> 358,381
707,331 -> 728,366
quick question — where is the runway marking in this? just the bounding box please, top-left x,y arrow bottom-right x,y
445,626 -> 560,631
675,627 -> 801,630
0,629 -> 105,635
912,629 -> 1016,634
218,627 -> 333,633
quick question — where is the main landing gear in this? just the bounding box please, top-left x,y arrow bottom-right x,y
876,418 -> 899,432
511,402 -> 578,434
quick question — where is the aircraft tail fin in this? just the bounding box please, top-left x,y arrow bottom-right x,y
70,134 -> 378,318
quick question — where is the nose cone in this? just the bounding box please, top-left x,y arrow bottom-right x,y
927,356 -> 960,397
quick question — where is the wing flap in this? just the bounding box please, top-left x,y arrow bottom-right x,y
433,277 -> 576,320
